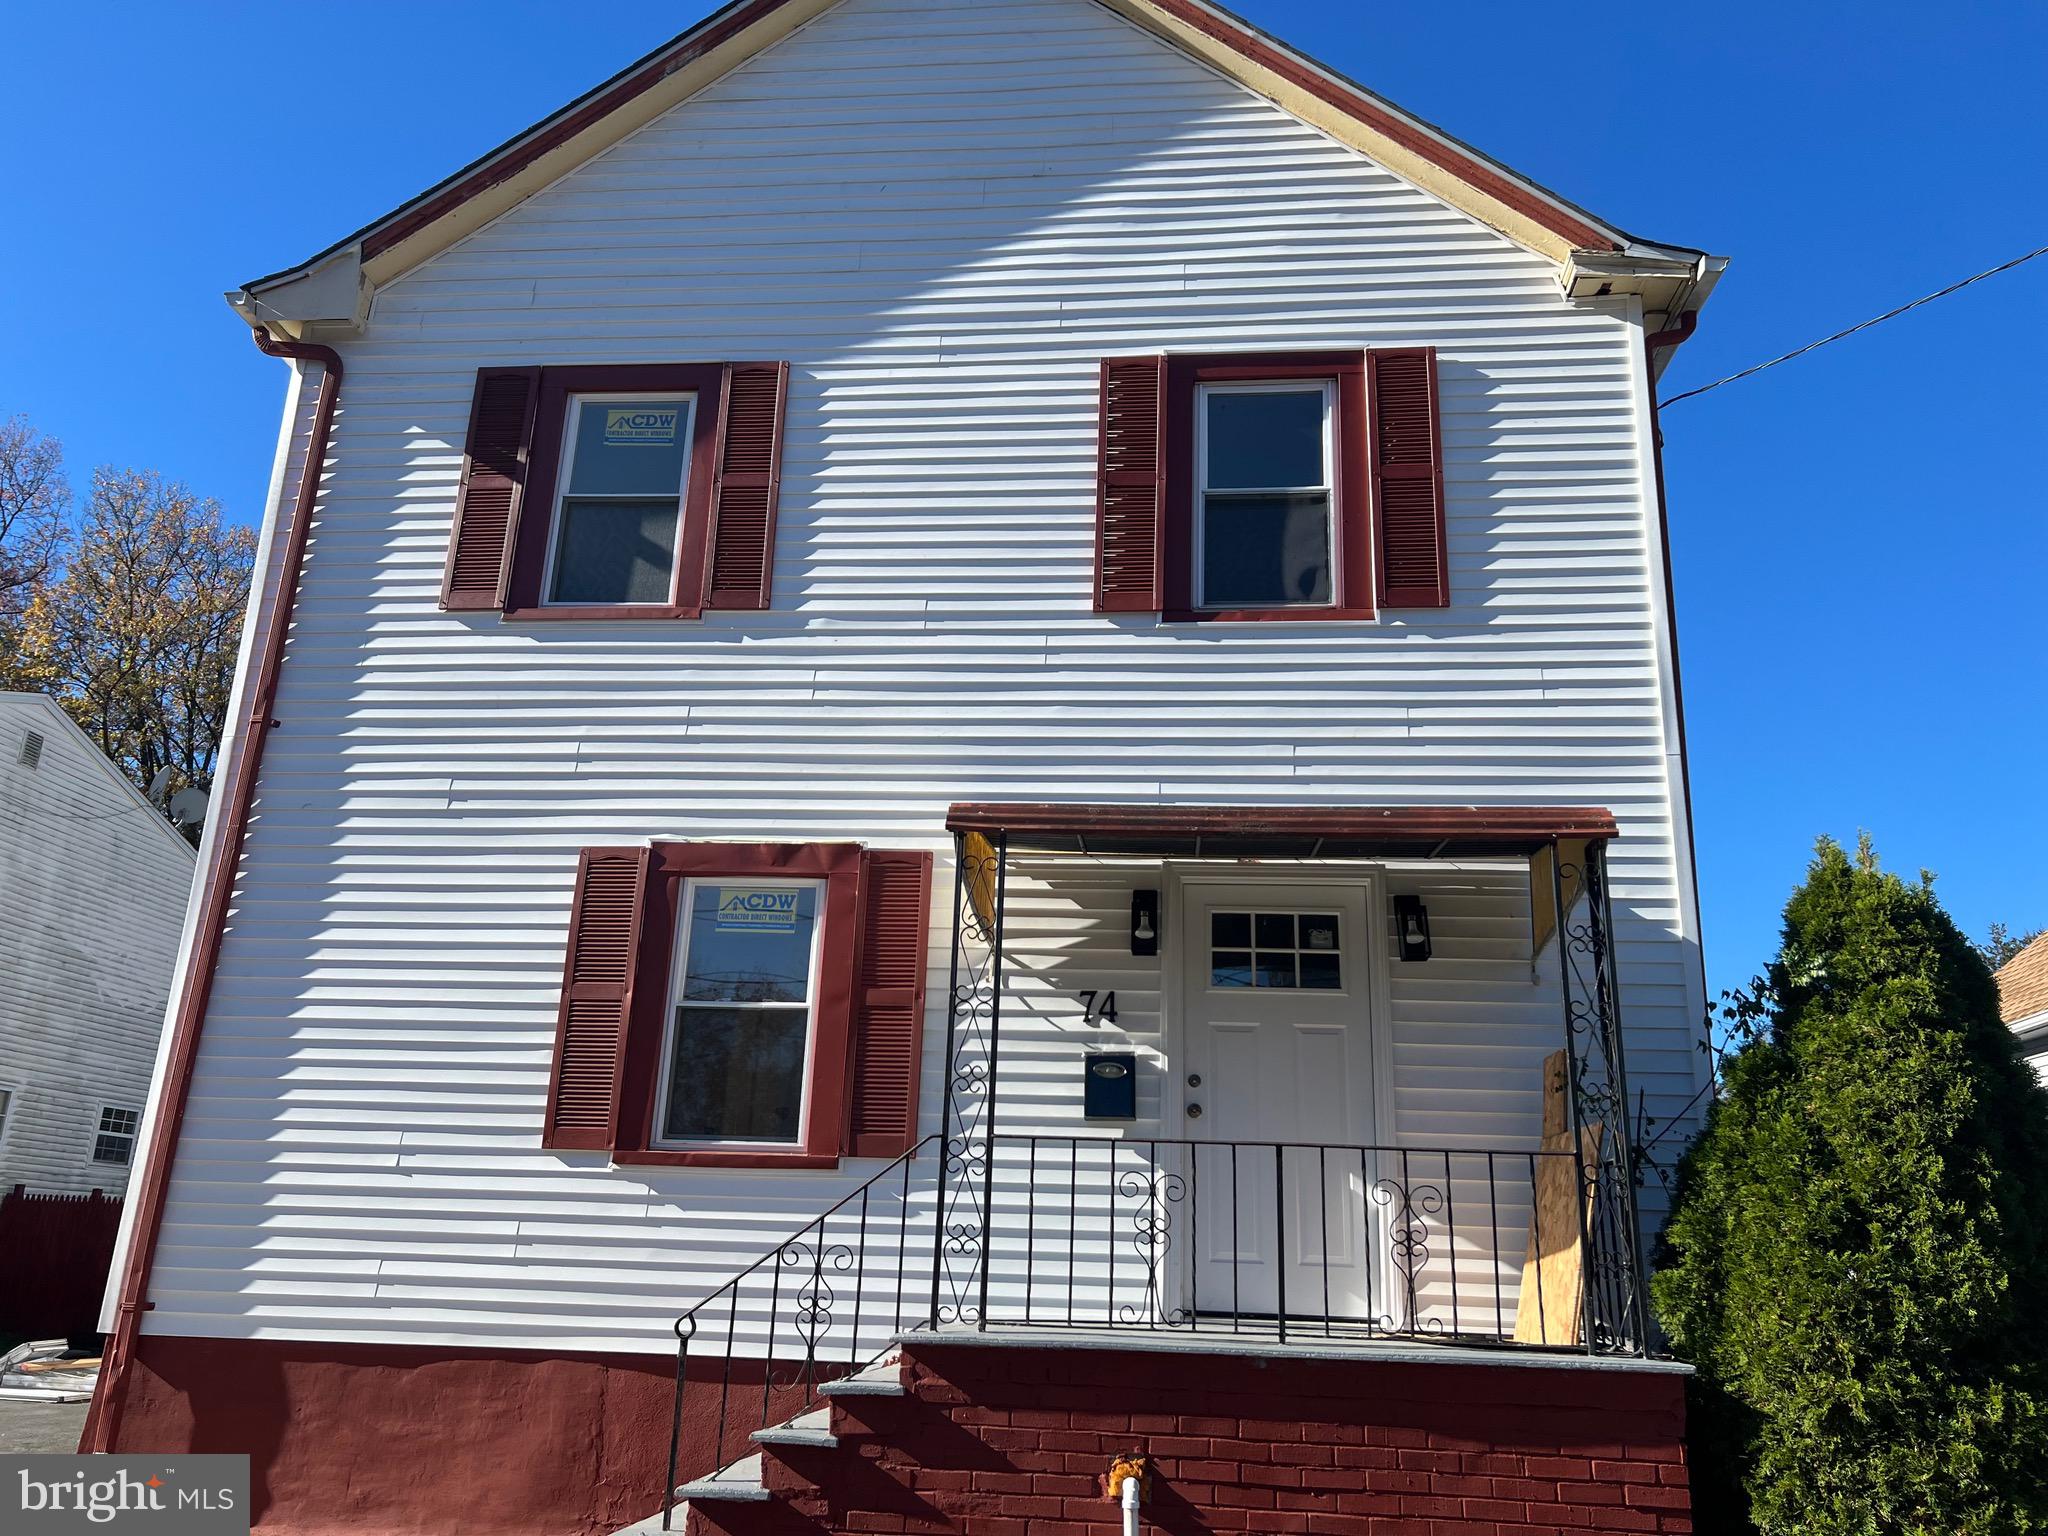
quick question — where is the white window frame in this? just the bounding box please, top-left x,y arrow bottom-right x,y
541,391 -> 697,608
1193,378 -> 1339,611
92,1104 -> 141,1166
652,876 -> 827,1150
0,1083 -> 16,1146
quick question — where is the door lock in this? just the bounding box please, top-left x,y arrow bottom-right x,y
1186,1102 -> 1203,1119
1186,1073 -> 1202,1087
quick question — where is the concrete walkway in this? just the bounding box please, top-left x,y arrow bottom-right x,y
0,1398 -> 89,1453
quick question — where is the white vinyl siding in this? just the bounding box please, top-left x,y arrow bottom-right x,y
0,694 -> 195,1196
138,0 -> 1705,1353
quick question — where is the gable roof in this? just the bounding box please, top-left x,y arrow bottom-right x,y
229,0 -> 1721,339
1997,933 -> 2048,1031
0,691 -> 199,862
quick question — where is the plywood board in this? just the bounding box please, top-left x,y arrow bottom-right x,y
1514,1049 -> 1603,1345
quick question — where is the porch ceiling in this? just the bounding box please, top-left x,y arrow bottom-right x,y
943,803 -> 1617,859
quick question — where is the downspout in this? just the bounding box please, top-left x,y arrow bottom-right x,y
86,328 -> 343,1452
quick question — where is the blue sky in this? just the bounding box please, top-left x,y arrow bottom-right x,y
2,1 -> 2041,998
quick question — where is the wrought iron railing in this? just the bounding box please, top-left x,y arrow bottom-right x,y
662,1134 -> 936,1529
662,1129 -> 1623,1524
977,1134 -> 1589,1347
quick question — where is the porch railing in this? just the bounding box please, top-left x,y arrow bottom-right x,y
662,1130 -> 1618,1524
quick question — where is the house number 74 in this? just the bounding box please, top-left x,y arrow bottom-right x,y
1077,990 -> 1118,1026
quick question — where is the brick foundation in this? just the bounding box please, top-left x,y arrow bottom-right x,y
696,1339 -> 1691,1536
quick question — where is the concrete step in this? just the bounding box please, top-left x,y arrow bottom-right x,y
752,1406 -> 839,1449
673,1452 -> 771,1504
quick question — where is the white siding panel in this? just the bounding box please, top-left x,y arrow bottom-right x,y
0,696 -> 196,1196
144,0 -> 1705,1352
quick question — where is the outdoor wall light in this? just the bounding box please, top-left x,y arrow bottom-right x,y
1130,889 -> 1159,956
1393,894 -> 1432,962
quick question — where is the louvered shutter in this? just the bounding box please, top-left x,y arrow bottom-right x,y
847,849 -> 933,1158
542,847 -> 650,1150
442,367 -> 541,611
1369,347 -> 1449,608
705,362 -> 789,610
1094,356 -> 1167,612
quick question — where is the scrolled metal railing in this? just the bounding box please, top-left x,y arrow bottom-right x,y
661,1133 -> 938,1529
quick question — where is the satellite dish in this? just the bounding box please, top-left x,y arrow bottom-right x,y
167,787 -> 210,828
145,767 -> 172,802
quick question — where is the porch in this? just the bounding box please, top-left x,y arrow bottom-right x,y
649,803 -> 1654,1529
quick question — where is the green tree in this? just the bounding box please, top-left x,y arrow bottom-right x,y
1979,922 -> 2046,973
1655,836 -> 2048,1533
0,414 -> 72,662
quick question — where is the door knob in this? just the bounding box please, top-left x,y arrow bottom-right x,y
1186,1103 -> 1203,1119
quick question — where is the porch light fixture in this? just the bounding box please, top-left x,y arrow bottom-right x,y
1393,894 -> 1432,961
1130,889 -> 1159,956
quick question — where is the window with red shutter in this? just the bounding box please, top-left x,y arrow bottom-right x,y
542,840 -> 929,1169
848,850 -> 934,1158
443,361 -> 791,621
541,847 -> 649,1150
1095,356 -> 1167,612
706,362 -> 789,610
1368,347 -> 1449,608
1091,348 -> 1447,619
442,368 -> 541,610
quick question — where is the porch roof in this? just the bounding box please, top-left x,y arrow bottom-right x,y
943,803 -> 1617,859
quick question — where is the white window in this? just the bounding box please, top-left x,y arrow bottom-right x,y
1194,381 -> 1337,609
543,393 -> 696,606
93,1105 -> 141,1165
0,1087 -> 13,1139
654,880 -> 824,1147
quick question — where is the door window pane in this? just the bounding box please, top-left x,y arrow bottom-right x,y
662,1007 -> 808,1143
1208,911 -> 1342,991
549,499 -> 680,604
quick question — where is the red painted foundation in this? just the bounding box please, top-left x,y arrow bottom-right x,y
91,1334 -> 1689,1536
700,1340 -> 1692,1536
92,1334 -> 774,1535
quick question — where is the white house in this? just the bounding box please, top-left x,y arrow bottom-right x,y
1998,934 -> 2048,1082
88,2 -> 1723,1532
0,691 -> 194,1196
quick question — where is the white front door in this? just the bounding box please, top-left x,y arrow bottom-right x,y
1179,881 -> 1378,1322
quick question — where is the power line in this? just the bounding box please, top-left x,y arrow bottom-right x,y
1659,244 -> 2048,408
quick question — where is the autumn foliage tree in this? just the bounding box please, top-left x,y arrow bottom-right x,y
0,415 -> 72,650
11,468 -> 256,802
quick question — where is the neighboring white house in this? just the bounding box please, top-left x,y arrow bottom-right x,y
1998,933 -> 2048,1082
0,691 -> 195,1196
88,2 -> 1725,1531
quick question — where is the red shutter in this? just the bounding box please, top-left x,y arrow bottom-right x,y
1369,347 -> 1448,608
542,847 -> 649,1150
846,849 -> 933,1158
705,361 -> 789,610
442,368 -> 542,611
1094,355 -> 1166,612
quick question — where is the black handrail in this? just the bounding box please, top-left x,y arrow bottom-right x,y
661,1133 -> 939,1530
